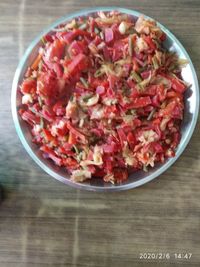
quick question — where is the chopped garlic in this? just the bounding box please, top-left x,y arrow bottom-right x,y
91,105 -> 104,119
88,43 -> 98,54
33,124 -> 41,133
66,19 -> 77,29
51,125 -> 58,136
160,118 -> 170,131
66,100 -> 77,119
80,146 -> 103,167
79,118 -> 84,128
22,94 -> 33,104
118,21 -> 127,34
97,42 -> 106,50
86,94 -> 99,106
138,130 -> 158,145
165,148 -> 174,157
93,146 -> 103,164
80,94 -> 99,107
102,97 -> 118,106
122,97 -> 131,104
136,37 -> 148,52
51,120 -> 65,136
137,149 -> 156,167
135,15 -> 158,35
77,150 -> 87,161
122,143 -> 136,166
122,115 -> 136,124
98,11 -> 107,19
103,173 -> 115,184
71,169 -> 91,182
57,120 -> 65,128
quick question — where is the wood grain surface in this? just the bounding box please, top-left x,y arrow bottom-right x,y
0,0 -> 200,266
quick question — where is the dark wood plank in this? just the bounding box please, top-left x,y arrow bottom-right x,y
0,0 -> 200,266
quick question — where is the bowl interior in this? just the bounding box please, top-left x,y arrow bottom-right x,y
12,8 -> 199,191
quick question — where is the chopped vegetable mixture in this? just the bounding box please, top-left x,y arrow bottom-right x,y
19,11 -> 188,184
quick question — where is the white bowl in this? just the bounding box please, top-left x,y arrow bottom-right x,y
11,7 -> 199,191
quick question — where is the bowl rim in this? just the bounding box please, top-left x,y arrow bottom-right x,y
11,7 -> 199,192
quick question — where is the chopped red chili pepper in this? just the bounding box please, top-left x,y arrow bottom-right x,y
19,11 -> 188,184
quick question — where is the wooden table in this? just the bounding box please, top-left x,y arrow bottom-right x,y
0,0 -> 200,266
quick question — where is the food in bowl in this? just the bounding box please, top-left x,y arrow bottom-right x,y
18,11 -> 189,184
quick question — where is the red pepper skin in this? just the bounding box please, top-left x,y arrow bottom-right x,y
57,29 -> 91,44
127,132 -> 137,150
68,40 -> 89,57
67,53 -> 88,75
126,96 -> 152,109
143,35 -> 156,50
40,145 -> 63,166
21,111 -> 40,125
117,128 -> 127,147
53,100 -> 66,116
45,39 -> 65,62
159,100 -> 183,119
102,142 -> 118,153
67,122 -> 87,144
105,28 -> 114,44
171,77 -> 187,93
21,79 -> 36,94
